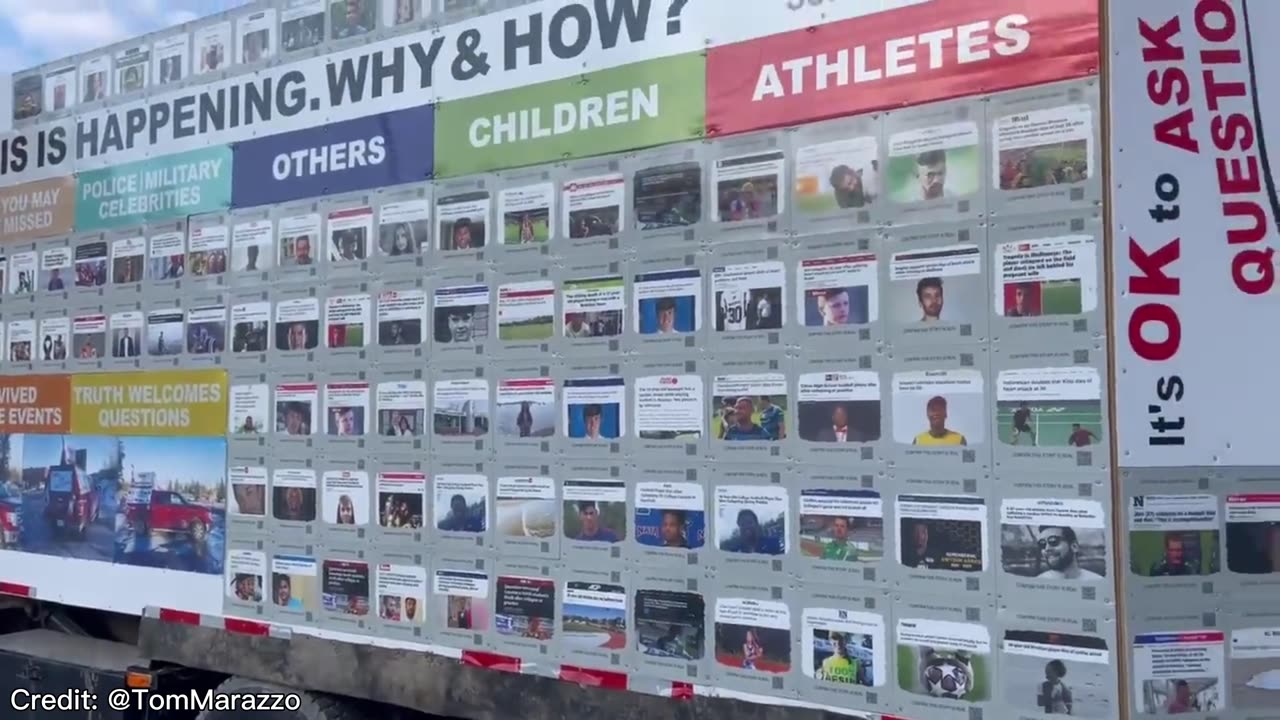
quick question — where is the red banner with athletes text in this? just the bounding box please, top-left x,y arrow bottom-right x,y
705,0 -> 1099,136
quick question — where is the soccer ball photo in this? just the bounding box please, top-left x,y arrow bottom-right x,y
920,649 -> 975,699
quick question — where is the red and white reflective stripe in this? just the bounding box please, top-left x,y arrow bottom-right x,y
0,581 -> 34,598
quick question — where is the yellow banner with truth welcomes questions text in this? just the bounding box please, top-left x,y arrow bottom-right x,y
70,369 -> 227,437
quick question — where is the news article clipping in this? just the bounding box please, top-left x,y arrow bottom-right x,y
228,466 -> 268,520
147,309 -> 184,357
74,241 -> 108,288
634,584 -> 706,663
562,479 -> 626,557
713,597 -> 792,674
1131,631 -> 1225,715
495,575 -> 556,643
796,253 -> 878,330
895,494 -> 988,574
432,377 -> 489,440
437,192 -> 490,252
434,567 -> 491,636
229,382 -> 268,435
187,225 -> 228,279
563,175 -> 624,240
434,474 -> 488,538
1127,495 -> 1221,580
561,275 -> 624,341
321,559 -> 370,617
278,214 -> 322,269
375,564 -> 427,627
711,262 -> 786,334
72,312 -> 106,359
714,485 -> 788,557
274,297 -> 320,352
633,161 -> 702,232
794,137 -> 880,217
634,374 -> 704,441
376,471 -> 426,532
186,305 -> 226,355
562,376 -> 625,441
9,251 -> 36,295
995,366 -> 1104,454
376,379 -> 427,438
1229,626 -> 1280,710
635,481 -> 705,555
494,475 -> 557,549
633,267 -> 701,334
147,232 -> 184,282
1001,629 -> 1111,717
886,122 -> 981,207
561,581 -> 627,655
711,373 -> 787,442
495,376 -> 555,441
1225,494 -> 1280,585
798,489 -> 884,567
888,243 -> 983,335
796,371 -> 880,445
891,369 -> 985,448
376,289 -> 426,347
378,199 -> 430,256
325,294 -> 371,350
232,220 -> 274,275
270,554 -> 318,620
497,280 -> 556,343
41,245 -> 71,291
992,105 -> 1094,192
328,207 -> 374,263
322,470 -> 370,527
275,382 -> 318,437
895,617 -> 992,702
994,236 -> 1098,319
110,236 -> 145,285
226,548 -> 267,605
500,184 -> 554,245
272,468 -> 317,527
109,310 -> 143,360
1000,498 -> 1108,592
713,151 -> 786,224
801,607 -> 885,688
433,283 -> 491,345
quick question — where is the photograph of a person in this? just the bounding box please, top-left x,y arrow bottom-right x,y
898,515 -> 984,573
272,485 -> 317,523
562,500 -> 624,543
886,123 -> 980,203
1001,278 -> 1085,318
276,320 -> 318,351
504,208 -> 550,245
276,400 -> 313,436
436,491 -> 486,533
638,294 -> 695,335
713,395 -> 787,441
804,286 -> 870,327
1141,678 -> 1219,715
717,507 -> 784,555
811,630 -> 876,686
999,140 -> 1089,190
797,401 -> 880,443
379,221 -> 426,256
913,396 -> 967,446
496,397 -> 554,439
332,0 -> 375,39
794,137 -> 880,213
1002,631 -> 1112,717
566,402 -> 619,440
1129,531 -> 1221,577
439,213 -> 487,251
798,498 -> 884,563
714,620 -> 791,673
634,162 -> 702,229
569,208 -> 620,239
379,492 -> 423,529
82,71 -> 106,103
1000,524 -> 1107,580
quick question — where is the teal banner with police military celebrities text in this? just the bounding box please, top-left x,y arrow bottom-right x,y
74,146 -> 233,230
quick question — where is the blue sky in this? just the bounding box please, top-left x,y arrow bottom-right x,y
0,0 -> 249,73
23,434 -> 227,489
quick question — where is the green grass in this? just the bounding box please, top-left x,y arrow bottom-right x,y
1040,280 -> 1084,315
995,400 -> 1102,446
896,647 -> 991,701
795,193 -> 839,215
503,218 -> 550,245
499,321 -> 553,341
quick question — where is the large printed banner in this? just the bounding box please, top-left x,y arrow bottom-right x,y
435,52 -> 705,176
0,370 -> 228,574
706,0 -> 1099,135
1110,0 -> 1279,467
232,104 -> 435,207
75,146 -> 233,230
0,176 -> 75,243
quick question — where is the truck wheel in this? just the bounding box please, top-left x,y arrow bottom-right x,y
190,519 -> 208,542
195,677 -> 368,720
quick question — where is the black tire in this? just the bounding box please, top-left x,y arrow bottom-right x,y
190,519 -> 208,542
195,676 -> 367,720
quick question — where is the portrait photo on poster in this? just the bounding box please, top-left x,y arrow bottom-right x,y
896,618 -> 992,703
711,374 -> 787,442
635,481 -> 705,551
272,469 -> 317,523
891,369 -> 984,447
379,199 -> 430,256
802,607 -> 884,688
274,383 -> 318,437
885,122 -> 980,205
796,371 -> 880,444
231,302 -> 270,354
148,232 -> 185,282
563,376 -> 625,441
634,268 -> 700,335
563,480 -> 626,545
377,289 -> 426,347
797,253 -> 877,329
1128,494 -> 1221,578
272,556 -> 318,615
275,298 -> 320,351
499,184 -> 554,245
895,494 -> 987,573
375,564 -> 427,627
634,161 -> 702,230
325,293 -> 371,350
232,220 -> 274,275
714,598 -> 791,674
434,284 -> 490,345
228,467 -> 267,518
328,207 -> 374,263
226,550 -> 266,604
110,236 -> 145,285
562,276 -> 624,341
278,214 -> 321,269
1002,630 -> 1111,717
229,383 -> 268,435
322,470 -> 369,526
187,225 -> 228,278
438,192 -> 490,251
186,305 -> 227,355
324,382 -> 369,437
434,568 -> 491,633
798,489 -> 884,564
1000,498 -> 1107,582
889,244 -> 983,331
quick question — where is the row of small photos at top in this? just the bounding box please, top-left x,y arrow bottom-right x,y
227,456 -> 1115,605
219,346 -> 1109,471
223,539 -> 1124,719
0,212 -> 1108,361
